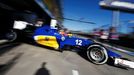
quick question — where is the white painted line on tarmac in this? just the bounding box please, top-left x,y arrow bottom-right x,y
72,70 -> 79,75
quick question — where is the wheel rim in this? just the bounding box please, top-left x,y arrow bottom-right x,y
87,44 -> 108,64
90,47 -> 105,62
6,32 -> 17,41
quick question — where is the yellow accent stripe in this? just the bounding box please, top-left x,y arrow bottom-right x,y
34,35 -> 59,49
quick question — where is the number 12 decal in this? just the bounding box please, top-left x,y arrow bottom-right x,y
75,39 -> 82,46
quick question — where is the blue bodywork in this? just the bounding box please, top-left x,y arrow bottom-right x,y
33,25 -> 121,58
107,50 -> 121,58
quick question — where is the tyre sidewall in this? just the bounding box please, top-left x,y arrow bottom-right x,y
87,44 -> 108,64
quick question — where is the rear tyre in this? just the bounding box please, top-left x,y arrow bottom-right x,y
6,30 -> 17,42
87,44 -> 108,65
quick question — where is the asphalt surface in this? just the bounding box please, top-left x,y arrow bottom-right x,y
0,40 -> 134,75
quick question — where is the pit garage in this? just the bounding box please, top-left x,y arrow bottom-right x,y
0,0 -> 52,41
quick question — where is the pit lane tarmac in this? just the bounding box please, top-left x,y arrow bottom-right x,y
0,42 -> 134,75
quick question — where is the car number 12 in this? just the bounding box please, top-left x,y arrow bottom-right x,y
75,39 -> 82,46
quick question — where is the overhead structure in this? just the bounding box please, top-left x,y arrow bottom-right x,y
0,0 -> 63,25
99,0 -> 134,12
35,0 -> 63,25
99,0 -> 134,28
63,17 -> 96,24
112,10 -> 120,27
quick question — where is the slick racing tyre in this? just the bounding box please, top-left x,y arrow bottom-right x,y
87,44 -> 108,65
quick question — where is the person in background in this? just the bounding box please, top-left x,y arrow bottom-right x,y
108,27 -> 119,40
108,27 -> 119,44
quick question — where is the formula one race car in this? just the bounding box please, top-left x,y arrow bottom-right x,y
33,25 -> 134,68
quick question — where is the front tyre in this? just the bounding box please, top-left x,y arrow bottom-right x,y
87,44 -> 108,65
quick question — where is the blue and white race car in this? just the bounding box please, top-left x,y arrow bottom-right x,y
33,25 -> 134,68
